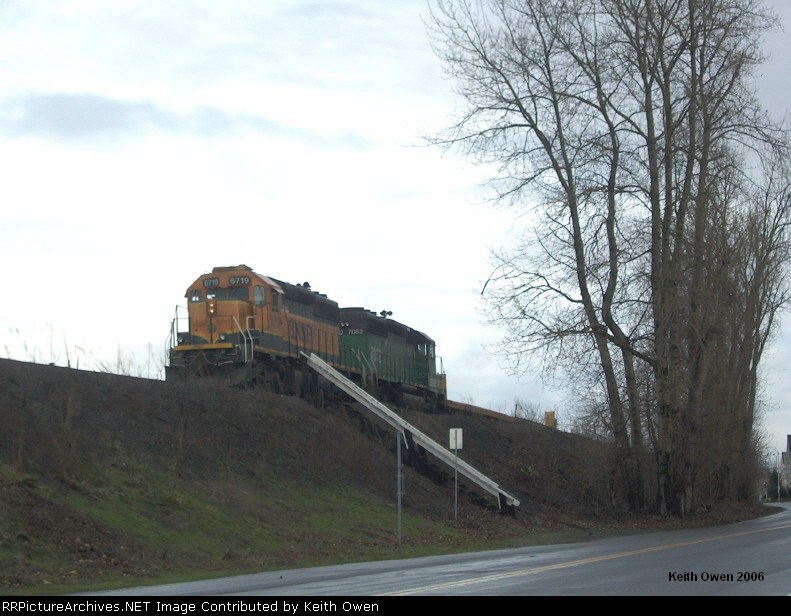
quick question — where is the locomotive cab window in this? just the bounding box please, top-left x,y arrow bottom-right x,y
228,287 -> 248,301
205,288 -> 248,301
189,290 -> 203,302
254,286 -> 267,307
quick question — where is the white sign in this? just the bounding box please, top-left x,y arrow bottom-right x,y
449,428 -> 463,450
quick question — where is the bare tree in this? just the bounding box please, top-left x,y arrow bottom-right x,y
427,0 -> 790,514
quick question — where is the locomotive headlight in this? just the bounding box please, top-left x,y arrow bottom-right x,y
208,301 -> 216,316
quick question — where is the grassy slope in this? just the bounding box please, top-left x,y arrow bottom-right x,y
0,359 -> 772,596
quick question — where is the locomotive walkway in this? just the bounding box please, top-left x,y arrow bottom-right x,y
302,352 -> 521,511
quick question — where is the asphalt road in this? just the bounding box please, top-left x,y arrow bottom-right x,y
83,502 -> 791,597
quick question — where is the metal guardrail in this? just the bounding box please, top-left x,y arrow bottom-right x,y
302,352 -> 520,509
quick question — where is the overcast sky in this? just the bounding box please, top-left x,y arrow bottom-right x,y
1,0 -> 790,458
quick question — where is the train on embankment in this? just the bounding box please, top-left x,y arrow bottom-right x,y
166,264 -> 448,411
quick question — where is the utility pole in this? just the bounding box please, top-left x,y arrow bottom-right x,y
778,452 -> 782,501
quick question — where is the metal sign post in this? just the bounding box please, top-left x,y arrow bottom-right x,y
450,428 -> 463,520
397,431 -> 403,545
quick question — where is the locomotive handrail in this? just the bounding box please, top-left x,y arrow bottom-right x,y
232,316 -> 254,363
302,352 -> 520,510
169,304 -> 188,349
246,315 -> 257,357
352,348 -> 377,389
